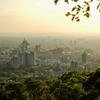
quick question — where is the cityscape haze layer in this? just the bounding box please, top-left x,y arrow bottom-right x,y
0,36 -> 100,78
0,36 -> 100,51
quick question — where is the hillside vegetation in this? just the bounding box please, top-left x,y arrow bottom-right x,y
0,68 -> 100,100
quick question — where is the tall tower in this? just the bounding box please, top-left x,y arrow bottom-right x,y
18,39 -> 34,67
35,45 -> 41,54
19,38 -> 30,53
82,52 -> 87,64
34,45 -> 41,65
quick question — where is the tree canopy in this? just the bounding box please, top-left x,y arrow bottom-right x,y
54,0 -> 100,21
0,68 -> 100,100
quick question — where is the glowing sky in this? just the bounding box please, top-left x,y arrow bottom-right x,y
0,0 -> 100,37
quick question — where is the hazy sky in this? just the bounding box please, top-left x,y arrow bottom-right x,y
0,0 -> 100,37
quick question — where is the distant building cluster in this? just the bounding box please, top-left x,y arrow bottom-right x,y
10,39 -> 35,68
0,39 -> 35,68
0,39 -> 100,72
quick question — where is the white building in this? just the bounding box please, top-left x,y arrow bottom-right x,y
11,39 -> 35,67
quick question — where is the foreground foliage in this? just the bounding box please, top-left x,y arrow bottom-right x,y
54,0 -> 100,21
0,68 -> 100,100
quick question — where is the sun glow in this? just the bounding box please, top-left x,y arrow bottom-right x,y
0,0 -> 100,37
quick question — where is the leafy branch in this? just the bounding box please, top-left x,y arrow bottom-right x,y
54,0 -> 100,21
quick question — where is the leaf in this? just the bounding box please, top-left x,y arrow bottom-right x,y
90,0 -> 93,2
77,5 -> 81,8
72,14 -> 75,16
84,12 -> 90,18
84,1 -> 89,5
87,6 -> 90,11
64,0 -> 68,3
54,0 -> 59,4
72,0 -> 78,2
75,16 -> 80,22
76,11 -> 79,14
97,3 -> 100,10
77,8 -> 80,11
65,12 -> 71,16
76,18 -> 80,22
72,16 -> 75,21
72,7 -> 76,11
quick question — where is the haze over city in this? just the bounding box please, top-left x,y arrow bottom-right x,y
0,0 -> 100,37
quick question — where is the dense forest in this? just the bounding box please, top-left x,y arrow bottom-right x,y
0,68 -> 100,100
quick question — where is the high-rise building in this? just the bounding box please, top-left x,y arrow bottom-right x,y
11,39 -> 35,67
18,38 -> 30,53
18,52 -> 34,66
35,45 -> 41,54
82,52 -> 87,64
